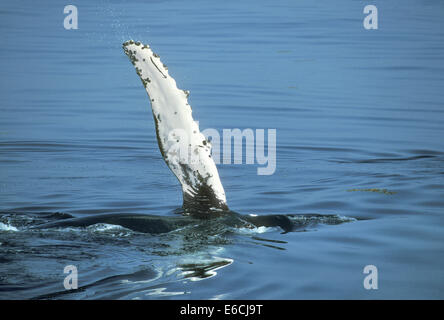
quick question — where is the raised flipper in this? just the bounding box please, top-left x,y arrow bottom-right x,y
123,41 -> 227,216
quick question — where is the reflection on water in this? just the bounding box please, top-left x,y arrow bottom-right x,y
179,258 -> 234,281
0,210 -> 355,299
1,0 -> 444,299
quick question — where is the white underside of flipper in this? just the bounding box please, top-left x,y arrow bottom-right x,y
123,41 -> 227,214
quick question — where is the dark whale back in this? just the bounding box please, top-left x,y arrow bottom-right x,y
33,211 -> 295,234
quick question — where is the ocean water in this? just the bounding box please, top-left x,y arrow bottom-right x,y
1,0 -> 444,299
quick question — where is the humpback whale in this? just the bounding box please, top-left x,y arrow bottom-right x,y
33,41 -> 353,234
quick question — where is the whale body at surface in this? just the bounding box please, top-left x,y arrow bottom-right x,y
33,41 -> 355,234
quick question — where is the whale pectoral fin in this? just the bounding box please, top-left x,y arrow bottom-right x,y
123,41 -> 228,215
